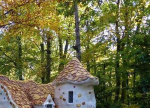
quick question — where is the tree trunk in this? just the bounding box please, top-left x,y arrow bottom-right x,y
86,41 -> 90,72
103,63 -> 107,101
63,39 -> 69,59
133,69 -> 136,99
74,1 -> 81,61
17,36 -> 23,80
58,34 -> 63,72
58,26 -> 69,72
46,35 -> 51,83
121,0 -> 129,102
86,21 -> 90,71
40,35 -> 45,83
87,60 -> 90,72
114,0 -> 121,102
63,23 -> 70,59
93,58 -> 97,75
132,3 -> 144,98
109,69 -> 112,102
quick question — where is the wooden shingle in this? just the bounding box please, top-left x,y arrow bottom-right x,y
53,58 -> 99,86
0,75 -> 55,108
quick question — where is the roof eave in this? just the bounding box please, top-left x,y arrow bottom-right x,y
53,78 -> 99,86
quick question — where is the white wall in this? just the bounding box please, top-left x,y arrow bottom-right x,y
34,105 -> 44,108
0,86 -> 13,108
34,94 -> 55,108
0,102 -> 13,108
54,83 -> 96,108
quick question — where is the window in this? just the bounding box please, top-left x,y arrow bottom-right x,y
45,104 -> 52,108
68,91 -> 73,103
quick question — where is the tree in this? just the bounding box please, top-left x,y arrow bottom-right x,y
74,0 -> 81,61
0,0 -> 150,107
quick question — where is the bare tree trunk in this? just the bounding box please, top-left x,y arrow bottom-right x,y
114,0 -> 121,102
63,23 -> 70,59
46,35 -> 51,83
74,1 -> 81,61
17,36 -> 23,80
121,0 -> 129,102
40,35 -> 45,83
58,34 -> 63,72
63,39 -> 69,59
86,38 -> 90,72
85,21 -> 90,71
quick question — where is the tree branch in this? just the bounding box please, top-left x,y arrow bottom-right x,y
3,53 -> 17,67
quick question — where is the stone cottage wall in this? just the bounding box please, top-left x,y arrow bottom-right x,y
54,83 -> 96,108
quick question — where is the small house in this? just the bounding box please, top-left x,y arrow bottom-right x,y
0,58 -> 99,108
0,76 -> 55,108
53,58 -> 99,108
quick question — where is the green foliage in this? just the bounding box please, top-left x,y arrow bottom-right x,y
0,0 -> 150,107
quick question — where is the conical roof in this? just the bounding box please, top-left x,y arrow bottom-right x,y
53,58 -> 99,86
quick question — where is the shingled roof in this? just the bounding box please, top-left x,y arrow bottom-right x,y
53,58 -> 99,86
0,75 -> 55,108
28,83 -> 55,105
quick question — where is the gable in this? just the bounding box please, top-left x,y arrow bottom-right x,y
0,84 -> 17,108
43,94 -> 55,106
0,76 -> 55,108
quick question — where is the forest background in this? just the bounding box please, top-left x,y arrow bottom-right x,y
0,0 -> 150,108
